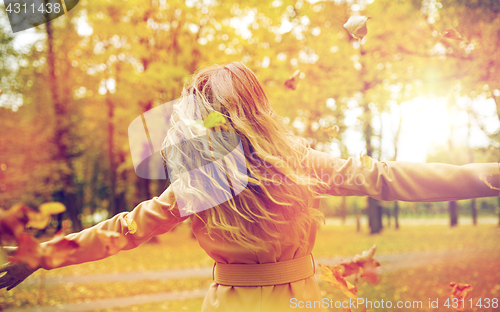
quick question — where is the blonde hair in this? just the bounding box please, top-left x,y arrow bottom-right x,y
162,62 -> 328,251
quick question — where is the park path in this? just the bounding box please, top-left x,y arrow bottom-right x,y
4,247 -> 495,312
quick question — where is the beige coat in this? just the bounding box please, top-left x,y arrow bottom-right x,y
40,149 -> 500,311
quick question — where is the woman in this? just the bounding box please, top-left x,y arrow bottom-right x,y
1,62 -> 499,311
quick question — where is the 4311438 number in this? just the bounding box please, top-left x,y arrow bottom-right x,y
443,298 -> 498,309
6,2 -> 61,14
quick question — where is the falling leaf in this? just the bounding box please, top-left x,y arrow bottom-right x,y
344,16 -> 369,40
39,202 -> 66,215
40,233 -> 79,269
0,204 -> 30,240
441,29 -> 463,40
26,202 -> 66,229
8,233 -> 41,269
203,111 -> 227,128
352,245 -> 377,263
321,126 -> 339,139
478,174 -> 500,190
125,215 -> 137,235
26,211 -> 51,229
96,230 -> 128,255
359,152 -> 374,169
284,70 -> 302,90
337,245 -> 380,285
0,90 -> 2,95
449,282 -> 473,312
318,263 -> 358,299
360,261 -> 379,285
338,261 -> 361,277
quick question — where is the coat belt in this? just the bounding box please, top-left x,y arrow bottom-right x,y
212,254 -> 315,287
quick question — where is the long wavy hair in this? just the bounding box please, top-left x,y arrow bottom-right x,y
162,62 -> 329,251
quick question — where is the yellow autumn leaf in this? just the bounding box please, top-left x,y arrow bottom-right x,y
478,174 -> 500,190
359,152 -> 373,169
343,16 -> 369,40
26,210 -> 51,229
318,263 -> 358,299
125,215 -> 137,235
441,29 -> 463,40
39,202 -> 66,215
321,126 -> 339,139
203,111 -> 227,128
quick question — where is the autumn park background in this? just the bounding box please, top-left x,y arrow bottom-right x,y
0,0 -> 500,311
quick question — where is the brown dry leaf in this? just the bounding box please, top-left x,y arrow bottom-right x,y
96,230 -> 128,255
339,261 -> 361,277
8,233 -> 41,269
0,204 -> 30,240
284,70 -> 302,90
360,261 -> 379,285
449,282 -> 473,312
441,29 -> 463,40
318,263 -> 358,299
338,245 -> 380,285
343,16 -> 369,40
40,234 -> 79,269
321,126 -> 339,139
478,174 -> 500,190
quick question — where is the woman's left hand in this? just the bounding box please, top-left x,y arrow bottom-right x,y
0,247 -> 39,291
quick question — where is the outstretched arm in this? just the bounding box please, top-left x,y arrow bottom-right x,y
0,185 -> 188,291
39,184 -> 188,270
306,149 -> 500,202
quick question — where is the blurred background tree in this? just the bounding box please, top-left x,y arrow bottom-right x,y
0,0 -> 498,234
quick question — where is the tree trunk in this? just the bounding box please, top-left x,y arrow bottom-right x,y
449,201 -> 458,227
368,197 -> 383,234
106,92 -> 117,216
471,199 -> 477,226
356,211 -> 361,232
340,196 -> 347,225
498,197 -> 500,227
394,201 -> 399,229
45,20 -> 81,232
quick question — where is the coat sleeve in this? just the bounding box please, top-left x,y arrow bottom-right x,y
39,185 -> 189,270
305,149 -> 500,202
